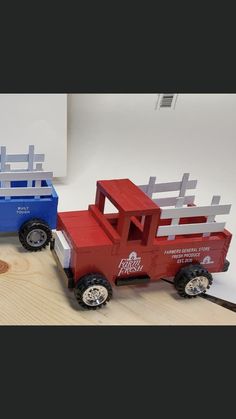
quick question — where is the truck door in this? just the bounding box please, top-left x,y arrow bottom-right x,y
114,213 -> 159,284
115,212 -> 159,265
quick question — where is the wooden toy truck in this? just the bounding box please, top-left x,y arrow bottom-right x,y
53,173 -> 232,309
0,146 -> 58,251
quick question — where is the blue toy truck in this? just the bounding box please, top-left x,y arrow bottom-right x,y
0,145 -> 58,251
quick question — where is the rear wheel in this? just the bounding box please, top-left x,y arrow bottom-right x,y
174,264 -> 213,298
19,218 -> 52,252
74,273 -> 113,310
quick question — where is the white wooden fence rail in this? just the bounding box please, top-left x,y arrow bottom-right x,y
138,173 -> 231,240
139,173 -> 197,207
160,202 -> 231,219
157,221 -> 226,237
0,171 -> 53,182
0,145 -> 53,199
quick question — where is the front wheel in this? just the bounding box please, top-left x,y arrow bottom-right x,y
174,264 -> 213,298
74,273 -> 113,310
19,218 -> 52,252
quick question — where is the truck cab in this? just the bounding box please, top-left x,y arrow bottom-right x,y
54,179 -> 160,308
93,178 -> 160,248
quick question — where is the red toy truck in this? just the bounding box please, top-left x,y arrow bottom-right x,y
52,173 -> 232,309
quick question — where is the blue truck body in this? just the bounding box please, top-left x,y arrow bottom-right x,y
0,180 -> 58,233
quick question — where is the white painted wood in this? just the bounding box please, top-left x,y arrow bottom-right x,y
179,173 -> 189,197
0,187 -> 52,197
0,147 -> 53,199
27,145 -> 34,187
33,151 -> 42,197
166,174 -> 191,240
139,179 -> 197,194
157,221 -> 226,237
168,196 -> 185,240
203,196 -> 221,237
154,179 -> 197,193
0,146 -> 7,188
0,154 -> 45,163
0,145 -> 43,204
154,195 -> 195,207
54,230 -> 71,269
0,169 -> 31,173
161,203 -> 231,219
0,146 -> 11,200
35,163 -> 43,171
28,145 -> 34,169
146,176 -> 156,197
0,171 -> 53,182
138,173 -> 228,240
0,146 -> 6,169
34,182 -> 41,199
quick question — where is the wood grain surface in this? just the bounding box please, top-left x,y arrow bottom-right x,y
0,234 -> 235,325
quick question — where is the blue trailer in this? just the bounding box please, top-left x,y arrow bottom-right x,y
0,145 -> 58,251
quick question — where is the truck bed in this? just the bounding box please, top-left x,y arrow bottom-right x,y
0,184 -> 58,232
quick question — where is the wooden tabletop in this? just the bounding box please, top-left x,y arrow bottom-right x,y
0,234 -> 235,325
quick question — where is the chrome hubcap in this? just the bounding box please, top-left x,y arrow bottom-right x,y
185,276 -> 209,296
83,285 -> 108,307
26,229 -> 47,247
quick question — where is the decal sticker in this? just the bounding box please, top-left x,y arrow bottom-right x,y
118,251 -> 143,277
16,206 -> 30,215
201,256 -> 214,265
163,247 -> 213,264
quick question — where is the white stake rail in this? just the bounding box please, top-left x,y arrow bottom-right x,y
0,145 -> 53,199
157,221 -> 226,237
160,204 -> 231,220
0,171 -> 53,182
0,154 -> 44,163
0,187 -> 52,197
138,173 -> 231,239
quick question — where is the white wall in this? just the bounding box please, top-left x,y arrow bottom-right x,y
0,94 -> 67,177
66,94 -> 235,206
58,94 -> 236,303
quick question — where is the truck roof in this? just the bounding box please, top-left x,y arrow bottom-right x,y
97,179 -> 158,215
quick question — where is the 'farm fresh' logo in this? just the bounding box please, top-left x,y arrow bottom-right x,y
118,251 -> 143,277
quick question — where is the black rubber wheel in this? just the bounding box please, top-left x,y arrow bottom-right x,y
19,218 -> 52,252
174,264 -> 213,298
223,259 -> 230,272
74,273 -> 113,310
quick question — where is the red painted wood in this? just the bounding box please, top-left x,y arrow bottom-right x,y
57,179 -> 232,285
97,179 -> 158,214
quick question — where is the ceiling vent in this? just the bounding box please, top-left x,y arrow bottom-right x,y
155,94 -> 178,110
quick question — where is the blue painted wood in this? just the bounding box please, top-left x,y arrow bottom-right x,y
0,180 -> 58,232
